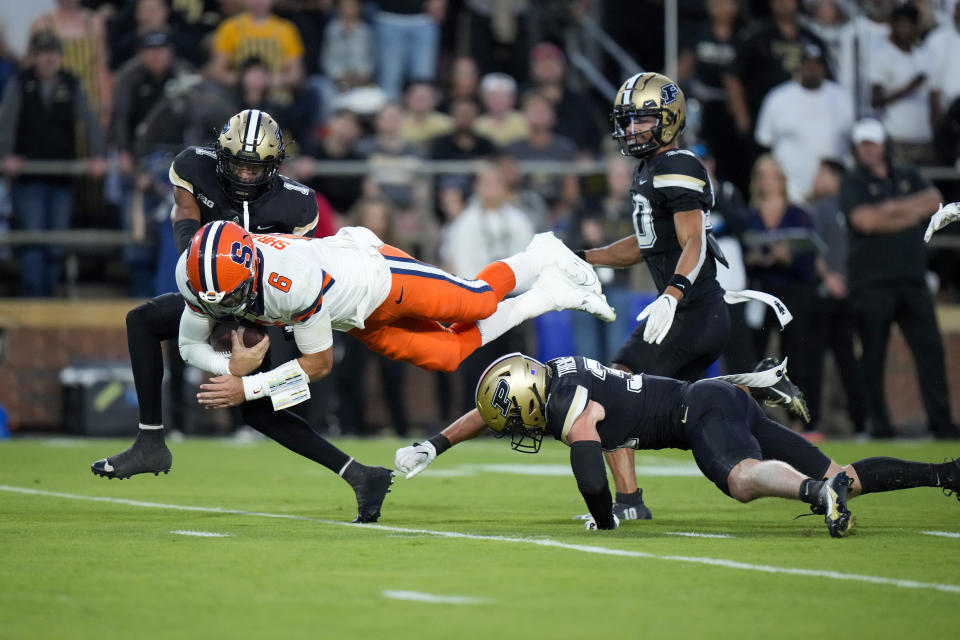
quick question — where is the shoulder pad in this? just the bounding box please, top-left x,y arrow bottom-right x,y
653,151 -> 709,193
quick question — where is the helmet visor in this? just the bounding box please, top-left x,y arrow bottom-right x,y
190,278 -> 253,319
223,157 -> 270,185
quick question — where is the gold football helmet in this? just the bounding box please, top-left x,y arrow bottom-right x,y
216,109 -> 285,202
475,352 -> 550,453
610,72 -> 686,158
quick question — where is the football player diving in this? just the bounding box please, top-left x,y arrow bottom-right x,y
173,217 -> 612,409
567,72 -> 808,521
91,109 -> 397,522
395,353 -> 960,537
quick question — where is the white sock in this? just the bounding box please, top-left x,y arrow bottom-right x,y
477,289 -> 554,345
139,423 -> 163,431
501,250 -> 541,291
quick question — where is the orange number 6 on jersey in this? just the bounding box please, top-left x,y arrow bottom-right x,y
268,272 -> 292,292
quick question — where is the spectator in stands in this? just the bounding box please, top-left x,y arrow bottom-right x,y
441,162 -> 533,412
0,31 -> 106,297
357,101 -> 434,256
754,41 -> 854,203
374,0 -> 445,100
928,0 -> 960,145
109,0 -> 186,73
336,196 -> 410,437
464,0 -> 531,84
0,30 -> 17,96
297,108 -> 365,217
676,0 -> 745,187
494,152 -> 548,232
839,118 -> 959,439
400,79 -> 453,149
568,155 -> 639,362
31,0 -> 112,127
869,2 -> 936,165
430,96 -> 495,196
506,91 -> 579,230
320,0 -> 375,96
743,154 -> 820,436
233,56 -> 313,151
439,55 -> 479,113
526,41 -> 601,157
474,72 -> 527,149
724,0 -> 827,142
807,158 -> 868,436
208,0 -> 305,96
112,30 -> 192,175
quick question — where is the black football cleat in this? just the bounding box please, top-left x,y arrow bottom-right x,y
91,431 -> 172,480
344,463 -> 394,523
750,357 -> 811,423
815,472 -> 854,538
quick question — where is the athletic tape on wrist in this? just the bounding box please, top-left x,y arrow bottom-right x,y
243,360 -> 312,409
242,373 -> 268,401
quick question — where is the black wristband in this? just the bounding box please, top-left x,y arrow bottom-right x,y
173,218 -> 202,255
574,249 -> 586,261
666,273 -> 692,296
427,434 -> 452,456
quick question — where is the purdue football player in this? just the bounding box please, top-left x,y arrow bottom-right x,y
91,109 -> 393,523
396,353 -> 960,537
571,73 -> 806,521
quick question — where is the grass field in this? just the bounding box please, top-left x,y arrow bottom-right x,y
1,435 -> 959,639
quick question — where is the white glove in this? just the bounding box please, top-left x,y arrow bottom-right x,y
584,514 -> 620,531
394,441 -> 437,479
925,202 -> 960,243
636,293 -> 678,344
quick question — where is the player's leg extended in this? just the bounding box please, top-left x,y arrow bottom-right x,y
817,456 -> 960,501
352,317 -> 483,372
378,245 -> 510,324
240,399 -> 393,523
91,293 -> 183,479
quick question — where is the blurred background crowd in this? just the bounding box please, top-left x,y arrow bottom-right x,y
1,0 -> 960,440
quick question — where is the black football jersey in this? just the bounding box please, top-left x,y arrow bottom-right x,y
544,356 -> 688,452
632,149 -> 724,307
168,146 -> 319,237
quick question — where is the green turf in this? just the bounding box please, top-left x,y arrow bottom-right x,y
1,436 -> 959,639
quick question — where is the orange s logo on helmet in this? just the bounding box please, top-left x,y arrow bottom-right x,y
185,221 -> 257,317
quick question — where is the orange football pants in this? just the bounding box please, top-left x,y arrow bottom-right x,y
349,245 -> 515,372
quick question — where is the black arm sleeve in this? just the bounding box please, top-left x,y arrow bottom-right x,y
174,218 -> 202,255
570,441 -> 615,528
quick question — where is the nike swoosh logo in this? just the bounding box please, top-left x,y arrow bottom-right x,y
681,406 -> 689,423
255,225 -> 274,231
638,179 -> 648,185
394,286 -> 404,304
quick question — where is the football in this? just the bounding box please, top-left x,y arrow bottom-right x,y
209,321 -> 267,353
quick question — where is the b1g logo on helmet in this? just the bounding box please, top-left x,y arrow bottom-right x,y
491,379 -> 512,417
230,241 -> 253,268
661,83 -> 680,105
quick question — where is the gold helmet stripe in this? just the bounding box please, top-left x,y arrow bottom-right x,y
242,109 -> 263,153
621,72 -> 646,105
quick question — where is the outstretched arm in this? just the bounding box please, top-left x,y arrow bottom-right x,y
566,400 -> 618,530
582,234 -> 645,268
394,409 -> 488,478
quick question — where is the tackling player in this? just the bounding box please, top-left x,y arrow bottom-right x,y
174,219 -> 614,409
396,353 -> 960,537
91,109 -> 395,523
572,72 -> 806,520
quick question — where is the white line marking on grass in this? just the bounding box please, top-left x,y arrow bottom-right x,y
922,531 -> 960,539
171,530 -> 230,538
3,484 -> 959,595
664,531 -> 733,539
383,590 -> 492,605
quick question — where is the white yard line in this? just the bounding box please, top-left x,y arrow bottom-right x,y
171,530 -> 230,538
921,530 -> 960,539
2,484 -> 958,595
383,590 -> 492,605
664,531 -> 733,539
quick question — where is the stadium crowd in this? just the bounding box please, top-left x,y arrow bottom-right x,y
1,0 -> 959,440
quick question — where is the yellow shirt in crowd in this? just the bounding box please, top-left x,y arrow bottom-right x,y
212,12 -> 304,72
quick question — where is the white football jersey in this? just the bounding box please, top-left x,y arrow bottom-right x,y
176,226 -> 392,353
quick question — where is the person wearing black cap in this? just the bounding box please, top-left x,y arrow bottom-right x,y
0,30 -> 106,297
840,118 -> 959,439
